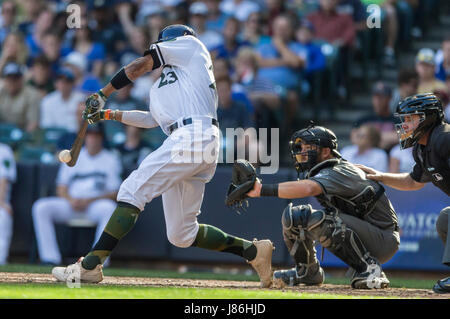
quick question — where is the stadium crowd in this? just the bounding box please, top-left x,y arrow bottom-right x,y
0,0 -> 448,265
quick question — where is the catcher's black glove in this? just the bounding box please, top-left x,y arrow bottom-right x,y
225,159 -> 257,211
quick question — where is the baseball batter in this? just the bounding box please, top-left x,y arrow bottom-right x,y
52,25 -> 274,287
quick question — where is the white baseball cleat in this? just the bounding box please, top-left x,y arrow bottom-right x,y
52,257 -> 103,284
248,239 -> 275,288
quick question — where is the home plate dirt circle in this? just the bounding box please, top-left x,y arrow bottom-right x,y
0,272 -> 445,299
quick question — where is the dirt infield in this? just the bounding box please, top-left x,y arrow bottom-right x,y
0,272 -> 446,299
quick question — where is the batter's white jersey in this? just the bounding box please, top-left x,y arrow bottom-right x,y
118,35 -> 221,248
148,35 -> 218,134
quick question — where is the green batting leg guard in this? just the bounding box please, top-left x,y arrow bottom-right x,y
192,224 -> 257,261
82,202 -> 140,270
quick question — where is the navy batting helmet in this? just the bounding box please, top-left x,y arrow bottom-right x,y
157,24 -> 196,43
394,93 -> 444,149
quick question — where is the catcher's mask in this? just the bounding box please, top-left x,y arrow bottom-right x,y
156,24 -> 197,43
289,124 -> 341,175
394,93 -> 444,149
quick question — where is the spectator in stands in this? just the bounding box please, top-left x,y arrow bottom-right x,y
189,2 -> 223,51
89,0 -> 126,54
0,62 -> 41,133
114,126 -> 153,180
64,20 -> 106,79
32,123 -> 121,266
219,0 -> 260,23
40,68 -> 85,133
256,14 -> 305,132
40,31 -> 64,75
341,124 -> 388,172
241,11 -> 271,47
0,142 -> 16,265
62,51 -> 102,94
307,0 -> 356,98
389,143 -> 415,173
415,48 -> 446,93
205,0 -> 229,33
235,47 -> 281,129
265,0 -> 288,33
0,1 -> 17,46
294,20 -> 326,95
354,81 -> 398,151
435,36 -> 450,82
217,75 -> 254,131
211,17 -> 250,63
25,8 -> 55,59
27,56 -> 54,97
143,7 -> 168,43
337,0 -> 367,31
0,32 -> 29,76
213,57 -> 254,115
307,0 -> 356,48
216,75 -> 258,163
389,68 -> 419,113
18,0 -> 45,37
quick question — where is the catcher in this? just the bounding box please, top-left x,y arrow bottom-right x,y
228,124 -> 400,289
51,24 -> 274,288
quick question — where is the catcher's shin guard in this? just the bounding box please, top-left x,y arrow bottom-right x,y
314,212 -> 388,289
275,203 -> 326,288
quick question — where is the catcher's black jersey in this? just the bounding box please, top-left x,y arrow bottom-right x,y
308,159 -> 399,230
410,123 -> 450,196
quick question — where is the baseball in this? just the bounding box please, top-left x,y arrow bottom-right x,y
58,149 -> 72,163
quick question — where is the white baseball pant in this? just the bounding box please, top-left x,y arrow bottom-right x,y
117,121 -> 220,248
0,207 -> 12,265
32,197 -> 116,264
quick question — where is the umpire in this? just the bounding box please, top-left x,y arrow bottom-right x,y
358,93 -> 450,293
247,124 -> 400,289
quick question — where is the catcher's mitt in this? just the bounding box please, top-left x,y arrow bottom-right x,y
225,159 -> 257,211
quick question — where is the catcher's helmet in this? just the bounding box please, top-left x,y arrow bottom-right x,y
289,124 -> 341,174
157,24 -> 196,43
394,93 -> 444,149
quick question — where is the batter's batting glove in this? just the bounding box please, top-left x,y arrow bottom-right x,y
83,109 -> 117,124
84,90 -> 107,118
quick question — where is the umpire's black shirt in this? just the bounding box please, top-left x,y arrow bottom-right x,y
410,123 -> 450,195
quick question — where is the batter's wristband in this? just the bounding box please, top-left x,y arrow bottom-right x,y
103,109 -> 112,120
110,68 -> 133,90
260,184 -> 279,197
98,89 -> 107,101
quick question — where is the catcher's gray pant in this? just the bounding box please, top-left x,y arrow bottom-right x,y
436,206 -> 450,266
284,211 -> 400,267
117,122 -> 220,248
32,197 -> 115,264
0,207 -> 12,265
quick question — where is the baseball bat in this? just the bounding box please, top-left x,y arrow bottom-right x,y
66,120 -> 89,167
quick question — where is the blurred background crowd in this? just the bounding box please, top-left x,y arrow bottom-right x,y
0,0 -> 449,265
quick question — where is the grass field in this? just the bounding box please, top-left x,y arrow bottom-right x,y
0,264 -> 443,299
